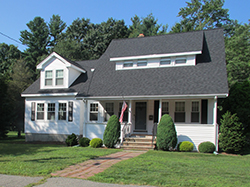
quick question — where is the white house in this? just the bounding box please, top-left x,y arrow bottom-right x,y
22,29 -> 228,151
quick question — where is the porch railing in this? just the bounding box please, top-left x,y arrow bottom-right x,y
152,122 -> 158,148
120,122 -> 132,145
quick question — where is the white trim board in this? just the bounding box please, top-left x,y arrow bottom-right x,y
21,92 -> 78,97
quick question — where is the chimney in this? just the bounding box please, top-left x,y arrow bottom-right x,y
138,33 -> 144,37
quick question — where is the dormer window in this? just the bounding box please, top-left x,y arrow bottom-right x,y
175,58 -> 187,64
137,60 -> 147,67
45,71 -> 53,86
123,61 -> 133,68
160,58 -> 171,65
56,70 -> 64,85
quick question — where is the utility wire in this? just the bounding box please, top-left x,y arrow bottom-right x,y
0,31 -> 26,46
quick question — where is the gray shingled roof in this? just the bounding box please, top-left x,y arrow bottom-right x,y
22,29 -> 228,98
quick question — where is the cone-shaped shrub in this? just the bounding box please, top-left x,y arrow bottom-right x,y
103,115 -> 121,148
219,111 -> 246,153
156,114 -> 177,151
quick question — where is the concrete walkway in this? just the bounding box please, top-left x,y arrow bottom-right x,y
51,151 -> 146,179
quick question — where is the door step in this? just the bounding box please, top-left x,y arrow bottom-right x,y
121,135 -> 156,150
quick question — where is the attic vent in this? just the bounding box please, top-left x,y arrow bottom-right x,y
138,33 -> 144,37
91,68 -> 95,72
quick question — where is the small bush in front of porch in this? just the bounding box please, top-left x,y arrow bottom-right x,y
103,115 -> 121,148
79,137 -> 90,147
65,133 -> 78,146
156,114 -> 177,151
198,141 -> 215,153
90,138 -> 103,148
179,141 -> 194,152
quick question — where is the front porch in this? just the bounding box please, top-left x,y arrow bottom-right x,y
81,97 -> 219,151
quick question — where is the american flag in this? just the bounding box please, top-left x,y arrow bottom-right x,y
119,101 -> 127,123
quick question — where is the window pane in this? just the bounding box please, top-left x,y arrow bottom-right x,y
45,71 -> 52,78
175,112 -> 185,122
45,79 -> 52,86
47,103 -> 55,120
162,102 -> 169,115
58,103 -> 66,120
123,62 -> 133,67
56,78 -> 63,85
137,61 -> 147,67
90,113 -> 98,121
175,102 -> 185,112
160,59 -> 171,65
191,112 -> 199,122
37,103 -> 44,120
192,101 -> 199,112
176,59 -> 186,64
56,70 -> 63,77
105,103 -> 114,121
90,103 -> 98,121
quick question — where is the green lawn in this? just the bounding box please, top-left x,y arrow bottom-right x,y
89,150 -> 250,187
0,132 -> 120,176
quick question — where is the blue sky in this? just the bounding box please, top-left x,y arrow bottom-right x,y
0,0 -> 249,52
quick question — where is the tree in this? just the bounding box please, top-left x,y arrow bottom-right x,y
225,21 -> 250,86
219,111 -> 246,154
170,0 -> 230,33
20,17 -> 50,78
103,115 -> 120,148
48,14 -> 67,48
7,60 -> 33,135
129,14 -> 167,38
0,43 -> 21,76
0,74 -> 10,138
156,114 -> 177,151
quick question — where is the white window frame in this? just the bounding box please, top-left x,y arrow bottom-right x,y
45,70 -> 53,86
37,103 -> 45,120
58,103 -> 67,120
174,101 -> 185,123
175,57 -> 187,64
191,101 -> 200,123
47,103 -> 55,120
56,69 -> 64,86
89,103 -> 99,121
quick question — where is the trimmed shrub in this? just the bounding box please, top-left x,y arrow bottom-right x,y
65,133 -> 78,146
156,114 -> 177,151
198,141 -> 215,153
219,111 -> 246,153
90,138 -> 103,148
79,137 -> 90,147
179,141 -> 194,152
103,115 -> 120,148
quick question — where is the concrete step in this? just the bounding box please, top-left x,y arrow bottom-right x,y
124,137 -> 154,143
122,141 -> 155,146
121,145 -> 154,150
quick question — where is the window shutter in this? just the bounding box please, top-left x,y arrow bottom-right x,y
201,99 -> 208,124
31,102 -> 35,121
68,102 -> 73,122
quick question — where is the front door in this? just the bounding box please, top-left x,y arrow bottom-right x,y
135,102 -> 147,130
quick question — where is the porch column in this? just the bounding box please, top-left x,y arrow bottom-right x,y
82,100 -> 88,137
213,96 -> 218,151
128,100 -> 132,124
158,99 -> 162,123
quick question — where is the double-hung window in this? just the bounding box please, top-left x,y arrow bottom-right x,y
175,102 -> 185,122
123,61 -> 133,68
56,70 -> 64,85
47,103 -> 55,120
191,101 -> 200,123
137,60 -> 147,67
45,70 -> 52,86
175,58 -> 187,64
104,103 -> 114,122
90,103 -> 98,121
37,103 -> 44,120
58,103 -> 67,120
162,102 -> 169,115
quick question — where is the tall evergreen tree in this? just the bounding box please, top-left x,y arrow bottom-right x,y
20,17 -> 50,79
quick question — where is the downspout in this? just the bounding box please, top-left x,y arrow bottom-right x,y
214,96 -> 219,152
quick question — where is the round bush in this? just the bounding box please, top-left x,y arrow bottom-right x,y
103,115 -> 120,148
179,141 -> 194,152
79,137 -> 90,147
198,141 -> 216,153
156,114 -> 177,151
65,133 -> 78,146
90,138 -> 103,148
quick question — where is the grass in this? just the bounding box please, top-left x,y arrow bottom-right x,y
89,150 -> 250,187
0,132 -> 120,176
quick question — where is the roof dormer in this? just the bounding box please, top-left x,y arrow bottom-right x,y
37,52 -> 86,89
